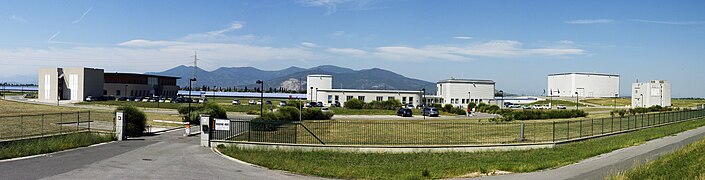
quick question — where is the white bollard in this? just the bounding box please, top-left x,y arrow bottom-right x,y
200,115 -> 210,147
115,111 -> 125,141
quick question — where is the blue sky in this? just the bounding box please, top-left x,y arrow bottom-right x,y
1,0 -> 704,97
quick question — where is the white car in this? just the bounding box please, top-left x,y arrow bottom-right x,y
532,104 -> 542,109
556,105 -> 567,109
256,100 -> 262,105
231,99 -> 240,105
321,107 -> 330,113
248,100 -> 256,105
279,101 -> 287,106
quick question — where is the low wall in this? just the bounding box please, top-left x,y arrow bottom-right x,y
211,141 -> 555,153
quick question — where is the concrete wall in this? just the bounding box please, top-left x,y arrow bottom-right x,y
548,73 -> 619,98
315,89 -> 422,107
306,75 -> 332,101
632,80 -> 671,107
37,68 -> 58,102
436,81 -> 495,106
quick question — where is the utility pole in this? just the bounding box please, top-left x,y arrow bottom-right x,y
188,52 -> 198,122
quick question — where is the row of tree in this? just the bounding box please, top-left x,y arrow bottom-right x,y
179,86 -> 305,93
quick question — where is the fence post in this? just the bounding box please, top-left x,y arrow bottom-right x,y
20,115 -> 23,137
567,120 -> 570,140
60,112 -> 63,134
601,118 -> 604,134
552,121 -> 555,142
519,123 -> 525,142
41,114 -> 45,137
88,111 -> 91,132
247,121 -> 251,142
591,118 -> 594,136
77,112 -> 80,131
579,120 -> 582,138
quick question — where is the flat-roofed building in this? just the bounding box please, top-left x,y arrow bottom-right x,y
548,72 -> 620,98
426,78 -> 496,107
306,75 -> 422,107
632,80 -> 671,108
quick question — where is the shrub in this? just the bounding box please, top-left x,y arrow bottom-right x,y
252,107 -> 333,121
303,108 -> 334,120
442,104 -> 454,112
116,106 -> 147,137
345,98 -> 365,109
285,99 -> 305,108
278,106 -> 300,121
180,102 -> 228,124
362,99 -> 402,110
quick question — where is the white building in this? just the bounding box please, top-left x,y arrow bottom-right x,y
632,80 -> 671,108
427,78 -> 496,107
547,72 -> 620,98
306,75 -> 422,107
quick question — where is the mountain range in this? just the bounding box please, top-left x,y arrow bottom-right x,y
148,65 -> 437,92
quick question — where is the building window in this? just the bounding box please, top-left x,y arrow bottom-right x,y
335,95 -> 339,101
103,90 -> 107,95
358,96 -> 365,101
116,90 -> 121,96
376,96 -> 383,101
347,96 -> 353,101
402,97 -> 407,103
388,97 -> 394,100
328,95 -> 333,103
461,99 -> 465,104
409,97 -> 413,103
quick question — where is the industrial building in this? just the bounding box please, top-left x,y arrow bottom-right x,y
38,67 -> 180,102
547,72 -> 620,98
426,78 -> 497,107
632,80 -> 671,108
306,75 -> 497,108
307,75 -> 423,107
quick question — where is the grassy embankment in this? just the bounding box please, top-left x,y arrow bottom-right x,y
0,132 -> 114,160
220,117 -> 705,179
582,98 -> 705,108
610,137 -> 705,180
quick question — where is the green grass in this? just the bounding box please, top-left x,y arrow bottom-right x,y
582,98 -> 631,107
611,137 -> 705,180
530,99 -> 591,107
231,110 -> 702,145
672,99 -> 705,108
220,117 -> 705,180
0,132 -> 115,160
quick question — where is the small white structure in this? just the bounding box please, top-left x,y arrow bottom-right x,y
547,72 -> 620,98
632,80 -> 671,108
427,78 -> 496,107
306,75 -> 422,107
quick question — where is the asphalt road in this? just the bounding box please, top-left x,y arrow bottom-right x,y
475,124 -> 705,180
0,129 -> 320,180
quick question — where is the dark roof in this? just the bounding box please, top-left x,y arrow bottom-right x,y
437,79 -> 495,85
548,72 -> 619,77
104,72 -> 181,79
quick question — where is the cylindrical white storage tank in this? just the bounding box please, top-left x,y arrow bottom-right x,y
307,75 -> 333,101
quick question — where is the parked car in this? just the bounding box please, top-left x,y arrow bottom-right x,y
141,97 -> 150,102
248,100 -> 256,105
265,100 -> 272,105
422,107 -> 440,117
306,102 -> 316,108
279,101 -> 286,106
316,102 -> 323,107
198,98 -> 207,103
85,96 -> 95,102
404,104 -> 414,109
23,93 -> 37,99
158,97 -> 166,103
321,107 -> 330,113
256,100 -> 262,105
232,99 -> 240,105
149,97 -> 158,102
508,104 -> 522,109
542,104 -> 552,109
531,104 -> 542,109
117,96 -> 130,101
396,108 -> 413,117
332,101 -> 341,107
164,98 -> 172,103
556,105 -> 567,109
522,105 -> 532,109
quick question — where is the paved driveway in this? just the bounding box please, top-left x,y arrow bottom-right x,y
0,129 -> 320,180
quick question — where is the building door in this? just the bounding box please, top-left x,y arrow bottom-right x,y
576,88 -> 585,97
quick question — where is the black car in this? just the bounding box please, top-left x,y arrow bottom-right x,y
316,102 -> 323,107
118,96 -> 130,101
422,107 -> 440,117
397,108 -> 413,117
172,97 -> 192,103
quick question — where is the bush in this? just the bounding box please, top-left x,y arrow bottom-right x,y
345,98 -> 365,109
278,106 -> 301,121
285,100 -> 305,108
303,108 -> 334,120
442,104 -> 454,112
116,106 -> 147,137
252,107 -> 333,121
362,99 -> 402,110
180,102 -> 228,124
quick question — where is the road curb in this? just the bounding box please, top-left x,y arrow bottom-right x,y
210,147 -> 265,169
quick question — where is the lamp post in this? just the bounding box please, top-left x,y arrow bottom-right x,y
315,88 -> 318,103
575,92 -> 579,110
640,93 -> 644,108
256,80 -> 263,117
499,90 -> 504,108
421,88 -> 426,108
188,78 -> 196,121
614,93 -> 618,110
468,91 -> 471,105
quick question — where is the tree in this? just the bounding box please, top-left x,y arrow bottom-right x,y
116,106 -> 147,137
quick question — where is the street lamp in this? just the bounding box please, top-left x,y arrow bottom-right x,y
421,88 -> 426,108
640,93 -> 644,108
188,78 -> 196,122
468,91 -> 471,105
499,90 -> 504,108
614,93 -> 618,110
575,92 -> 579,110
256,80 -> 264,117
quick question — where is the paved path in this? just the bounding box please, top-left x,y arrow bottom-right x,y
475,124 -> 705,180
0,129 -> 321,180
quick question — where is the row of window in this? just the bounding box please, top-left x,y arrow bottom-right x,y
327,95 -> 414,104
448,98 -> 483,104
103,90 -> 178,97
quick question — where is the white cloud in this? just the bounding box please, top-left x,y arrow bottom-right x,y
181,22 -> 247,41
10,15 -> 28,23
72,7 -> 93,24
47,32 -> 61,42
565,19 -> 614,24
453,36 -> 473,40
328,30 -> 355,38
629,19 -> 705,25
299,0 -> 367,15
327,48 -> 367,56
300,42 -> 319,48
338,40 -> 587,61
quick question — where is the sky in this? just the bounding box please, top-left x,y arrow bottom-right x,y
1,0 -> 704,97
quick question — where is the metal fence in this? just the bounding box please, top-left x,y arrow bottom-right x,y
211,109 -> 705,146
0,111 -> 115,141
